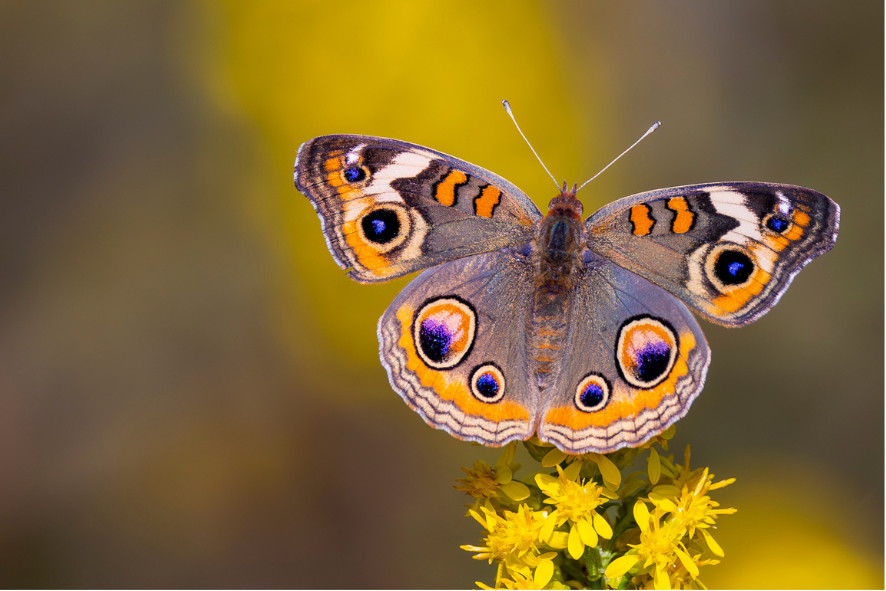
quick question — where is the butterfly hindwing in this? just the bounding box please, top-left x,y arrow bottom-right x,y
584,182 -> 840,326
294,135 -> 542,283
377,247 -> 539,447
535,253 -> 711,453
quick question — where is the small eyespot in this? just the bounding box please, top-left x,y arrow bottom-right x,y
343,166 -> 367,183
763,213 -> 792,234
470,364 -> 505,403
574,373 -> 611,412
413,297 -> 477,369
616,316 -> 678,389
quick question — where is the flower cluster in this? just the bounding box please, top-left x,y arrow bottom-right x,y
457,428 -> 736,589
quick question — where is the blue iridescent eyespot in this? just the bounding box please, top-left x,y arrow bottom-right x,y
713,249 -> 754,286
616,316 -> 678,389
574,374 -> 610,412
765,215 -> 790,233
413,297 -> 477,370
470,364 -> 505,403
476,373 -> 499,398
361,208 -> 400,244
343,166 -> 367,183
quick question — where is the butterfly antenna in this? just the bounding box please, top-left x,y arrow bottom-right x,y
576,121 -> 662,193
502,100 -> 560,191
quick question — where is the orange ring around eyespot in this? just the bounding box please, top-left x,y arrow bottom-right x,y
542,331 -> 697,430
413,298 -> 477,370
395,306 -> 529,422
470,364 -> 506,403
616,316 -> 678,389
574,374 -> 611,412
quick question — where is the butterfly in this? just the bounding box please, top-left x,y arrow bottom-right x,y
293,133 -> 839,454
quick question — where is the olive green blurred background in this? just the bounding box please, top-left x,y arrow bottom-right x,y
0,1 -> 881,588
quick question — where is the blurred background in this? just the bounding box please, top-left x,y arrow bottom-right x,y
0,0 -> 881,588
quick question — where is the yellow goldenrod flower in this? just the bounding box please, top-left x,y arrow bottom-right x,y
461,504 -> 554,568
535,462 -> 615,559
455,442 -> 530,503
462,433 -> 735,590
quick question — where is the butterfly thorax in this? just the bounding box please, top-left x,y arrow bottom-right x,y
529,190 -> 585,389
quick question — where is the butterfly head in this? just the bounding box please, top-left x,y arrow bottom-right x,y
546,182 -> 583,219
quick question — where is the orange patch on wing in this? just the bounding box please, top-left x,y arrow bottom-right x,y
395,307 -> 530,422
434,170 -> 467,206
323,154 -> 361,199
782,210 -> 810,241
340,214 -> 393,275
630,204 -> 655,236
763,234 -> 791,252
323,153 -> 343,172
711,264 -> 772,313
793,209 -> 812,227
667,197 -> 694,234
784,225 -> 804,242
543,332 -> 698,429
474,186 -> 502,217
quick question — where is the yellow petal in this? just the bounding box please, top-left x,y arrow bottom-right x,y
534,558 -> 554,588
548,530 -> 568,549
500,481 -> 530,501
650,484 -> 681,498
542,448 -> 568,467
709,477 -> 737,490
563,461 -> 582,481
594,454 -> 621,489
495,441 -> 517,467
577,518 -> 598,547
539,512 -> 556,542
654,564 -> 671,590
675,548 -> 699,577
604,554 -> 640,578
495,465 -> 513,484
647,447 -> 661,484
648,492 -> 677,513
567,525 -> 584,559
633,500 -> 650,532
593,512 -> 613,539
535,472 -> 557,491
701,529 -> 724,557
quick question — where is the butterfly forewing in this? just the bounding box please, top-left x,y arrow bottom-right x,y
583,182 -> 839,326
294,135 -> 541,283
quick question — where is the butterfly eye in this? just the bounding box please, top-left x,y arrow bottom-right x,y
616,316 -> 678,389
470,364 -> 506,403
574,374 -> 611,412
342,165 -> 368,183
413,297 -> 476,370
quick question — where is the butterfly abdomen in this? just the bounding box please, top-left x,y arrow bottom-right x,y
529,191 -> 585,389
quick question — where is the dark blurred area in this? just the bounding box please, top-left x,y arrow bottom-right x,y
0,1 -> 881,588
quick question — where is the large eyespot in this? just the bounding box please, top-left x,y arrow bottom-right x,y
574,373 -> 611,412
762,213 -> 792,234
358,204 -> 411,252
413,297 -> 477,369
470,363 -> 505,403
706,244 -> 755,289
342,165 -> 368,184
616,316 -> 678,389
